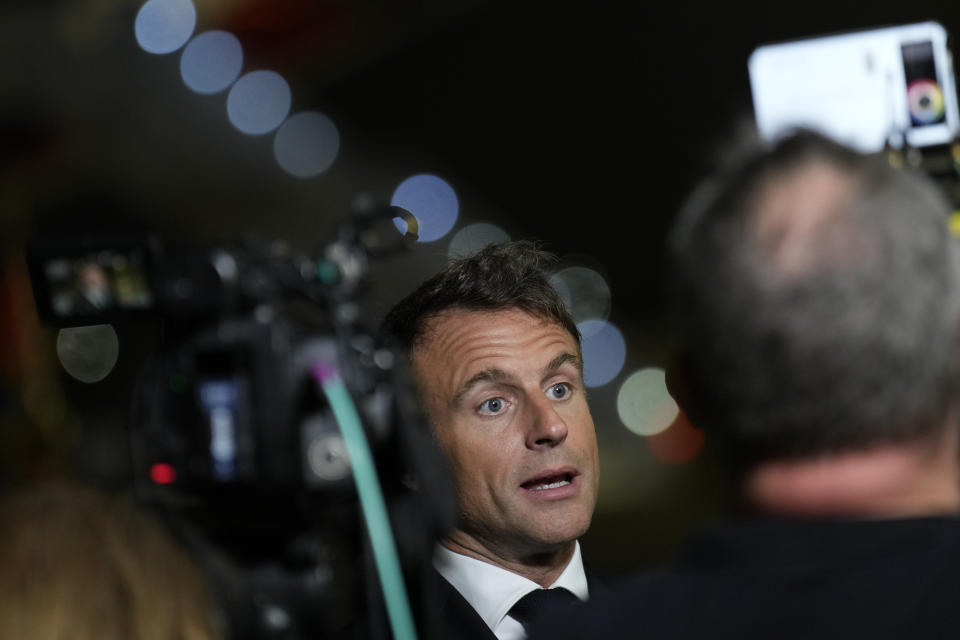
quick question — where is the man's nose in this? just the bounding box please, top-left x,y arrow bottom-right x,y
525,394 -> 568,449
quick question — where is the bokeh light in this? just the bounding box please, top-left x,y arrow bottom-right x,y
617,367 -> 679,436
180,30 -> 243,94
448,222 -> 510,258
134,0 -> 196,55
227,70 -> 292,135
647,411 -> 706,464
391,174 -> 459,242
56,325 -> 120,384
578,319 -> 626,387
273,111 -> 340,178
549,266 -> 611,324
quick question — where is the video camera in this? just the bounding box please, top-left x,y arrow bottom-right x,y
747,21 -> 960,210
25,206 -> 454,640
749,21 -> 960,153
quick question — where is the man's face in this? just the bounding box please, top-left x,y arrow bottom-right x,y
411,308 -> 600,561
79,264 -> 107,292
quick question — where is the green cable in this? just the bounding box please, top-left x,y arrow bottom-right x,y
314,364 -> 417,640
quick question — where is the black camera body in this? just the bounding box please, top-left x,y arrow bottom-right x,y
26,220 -> 453,640
27,232 -> 391,488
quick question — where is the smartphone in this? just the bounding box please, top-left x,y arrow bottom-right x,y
902,40 -> 948,140
748,22 -> 959,152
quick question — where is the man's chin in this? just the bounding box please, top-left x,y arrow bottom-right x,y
449,511 -> 592,559
515,519 -> 593,556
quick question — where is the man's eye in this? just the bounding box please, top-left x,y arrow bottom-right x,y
548,383 -> 571,399
478,397 -> 506,415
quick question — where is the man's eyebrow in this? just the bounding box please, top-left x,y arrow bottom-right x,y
451,368 -> 511,406
543,352 -> 582,377
449,354 -> 582,407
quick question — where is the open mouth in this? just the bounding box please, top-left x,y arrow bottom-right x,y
521,471 -> 576,491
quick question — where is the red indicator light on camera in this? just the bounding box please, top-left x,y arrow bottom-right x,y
150,463 -> 177,485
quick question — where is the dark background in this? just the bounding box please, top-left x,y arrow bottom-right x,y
2,0 -> 958,575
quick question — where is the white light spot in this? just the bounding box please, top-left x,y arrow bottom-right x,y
617,367 -> 679,436
56,325 -> 120,384
578,319 -> 626,387
180,30 -> 243,94
134,0 -> 196,55
549,266 -> 611,325
273,111 -> 340,177
448,223 -> 510,258
227,70 -> 292,135
391,174 -> 459,242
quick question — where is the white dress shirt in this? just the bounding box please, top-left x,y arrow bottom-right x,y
434,541 -> 589,640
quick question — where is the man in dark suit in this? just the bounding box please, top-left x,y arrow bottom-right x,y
532,131 -> 960,639
383,241 -> 602,639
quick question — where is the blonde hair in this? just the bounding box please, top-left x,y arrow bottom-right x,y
0,484 -> 222,640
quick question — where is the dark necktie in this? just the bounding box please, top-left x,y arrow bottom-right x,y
509,587 -> 579,634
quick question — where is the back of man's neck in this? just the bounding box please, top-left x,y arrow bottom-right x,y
743,429 -> 960,519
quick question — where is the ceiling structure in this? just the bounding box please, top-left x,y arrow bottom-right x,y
5,0 -> 952,312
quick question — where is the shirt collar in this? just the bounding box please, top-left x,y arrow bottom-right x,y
434,541 -> 588,634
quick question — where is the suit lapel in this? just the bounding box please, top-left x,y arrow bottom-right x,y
418,568 -> 499,640
419,557 -> 608,639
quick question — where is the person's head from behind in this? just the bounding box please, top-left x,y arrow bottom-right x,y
669,131 -> 960,478
0,484 -> 221,640
383,241 -> 599,579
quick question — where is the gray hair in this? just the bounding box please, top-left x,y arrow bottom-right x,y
669,131 -> 960,465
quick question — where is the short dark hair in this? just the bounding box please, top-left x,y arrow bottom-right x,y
382,240 -> 579,353
669,131 -> 960,464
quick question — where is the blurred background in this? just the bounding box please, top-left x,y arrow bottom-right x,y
3,0 -> 960,582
